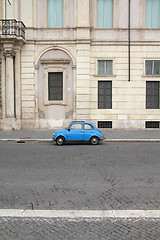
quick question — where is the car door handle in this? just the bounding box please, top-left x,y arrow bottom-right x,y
80,131 -> 84,133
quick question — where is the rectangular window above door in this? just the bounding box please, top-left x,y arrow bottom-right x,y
146,60 -> 160,75
98,60 -> 113,75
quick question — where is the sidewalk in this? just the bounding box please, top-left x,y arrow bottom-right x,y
0,129 -> 160,142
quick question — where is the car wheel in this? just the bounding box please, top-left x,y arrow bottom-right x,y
90,136 -> 99,145
56,136 -> 65,146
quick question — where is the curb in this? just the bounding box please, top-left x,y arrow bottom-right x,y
0,139 -> 160,143
0,139 -> 52,143
104,139 -> 160,142
1,209 -> 160,219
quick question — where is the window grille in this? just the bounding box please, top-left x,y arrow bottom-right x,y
98,0 -> 113,28
98,121 -> 112,128
48,72 -> 63,101
146,60 -> 160,75
98,60 -> 113,75
146,81 -> 159,109
145,121 -> 160,128
48,0 -> 63,28
146,0 -> 160,28
98,81 -> 112,109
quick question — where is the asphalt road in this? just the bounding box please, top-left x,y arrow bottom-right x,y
1,141 -> 160,239
0,141 -> 160,210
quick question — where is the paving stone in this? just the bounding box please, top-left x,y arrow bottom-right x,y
1,217 -> 160,240
1,184 -> 160,210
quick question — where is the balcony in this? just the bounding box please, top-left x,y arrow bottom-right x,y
0,19 -> 26,39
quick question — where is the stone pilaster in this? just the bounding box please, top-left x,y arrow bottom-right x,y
14,46 -> 21,122
1,47 -> 16,130
3,49 -> 15,118
75,0 -> 91,121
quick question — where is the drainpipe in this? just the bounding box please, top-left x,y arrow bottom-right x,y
128,0 -> 131,82
5,0 -> 6,19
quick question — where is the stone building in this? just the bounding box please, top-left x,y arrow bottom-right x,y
0,0 -> 160,130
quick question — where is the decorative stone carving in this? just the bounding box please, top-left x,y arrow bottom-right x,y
3,50 -> 15,58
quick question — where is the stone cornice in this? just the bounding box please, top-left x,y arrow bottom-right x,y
0,35 -> 26,46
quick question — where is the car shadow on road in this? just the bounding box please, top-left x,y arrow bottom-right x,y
51,141 -> 104,146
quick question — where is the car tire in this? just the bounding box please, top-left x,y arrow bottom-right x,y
56,136 -> 65,146
90,136 -> 99,145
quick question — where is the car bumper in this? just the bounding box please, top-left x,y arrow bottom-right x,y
52,134 -> 56,141
100,135 -> 104,140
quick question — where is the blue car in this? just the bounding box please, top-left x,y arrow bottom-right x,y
53,121 -> 104,146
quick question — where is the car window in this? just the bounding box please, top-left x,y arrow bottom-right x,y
70,123 -> 83,130
84,124 -> 94,130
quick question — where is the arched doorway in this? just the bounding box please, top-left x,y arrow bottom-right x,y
37,49 -> 74,129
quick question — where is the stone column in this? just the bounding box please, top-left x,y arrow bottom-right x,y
1,53 -> 6,119
3,49 -> 15,118
34,64 -> 39,129
0,37 -> 26,130
1,48 -> 16,130
14,47 -> 21,123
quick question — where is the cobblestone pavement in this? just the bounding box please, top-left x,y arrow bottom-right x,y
0,217 -> 160,240
0,142 -> 160,210
1,183 -> 160,210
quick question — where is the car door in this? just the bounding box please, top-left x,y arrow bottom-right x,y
67,123 -> 84,141
84,123 -> 95,141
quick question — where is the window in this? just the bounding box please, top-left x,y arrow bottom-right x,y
146,81 -> 160,109
98,0 -> 113,28
48,72 -> 63,101
146,60 -> 160,75
98,81 -> 112,109
98,121 -> 112,128
70,123 -> 83,130
84,124 -> 94,130
146,0 -> 160,28
41,58 -> 69,106
98,60 -> 113,75
145,121 -> 160,128
48,0 -> 63,28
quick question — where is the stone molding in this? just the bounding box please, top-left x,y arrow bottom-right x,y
40,59 -> 70,65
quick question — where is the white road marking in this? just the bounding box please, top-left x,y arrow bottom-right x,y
0,210 -> 160,219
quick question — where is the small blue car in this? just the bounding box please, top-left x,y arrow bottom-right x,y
53,121 -> 104,146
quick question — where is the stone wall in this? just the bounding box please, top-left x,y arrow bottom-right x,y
0,0 -> 160,130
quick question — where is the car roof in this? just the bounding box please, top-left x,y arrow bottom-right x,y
71,121 -> 85,123
71,121 -> 94,125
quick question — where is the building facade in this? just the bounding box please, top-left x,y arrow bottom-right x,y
0,0 -> 160,130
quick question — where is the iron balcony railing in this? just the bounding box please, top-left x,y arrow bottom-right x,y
0,19 -> 26,39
